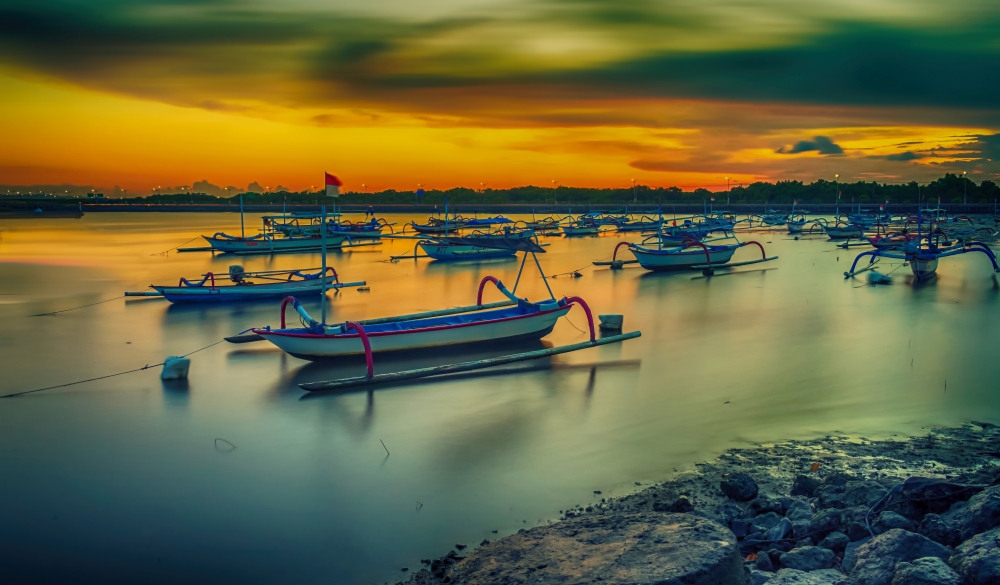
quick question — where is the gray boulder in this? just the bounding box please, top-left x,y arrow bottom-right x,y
750,569 -> 774,585
787,500 -> 815,523
752,496 -> 786,516
843,537 -> 871,572
754,512 -> 786,532
721,472 -> 759,501
780,546 -> 836,571
820,532 -> 850,553
950,525 -> 1000,585
768,518 -> 793,542
874,511 -> 915,534
844,481 -> 888,508
791,475 -> 822,498
849,529 -> 951,585
816,484 -> 847,509
756,550 -> 776,572
917,513 -> 961,547
941,484 -> 1000,540
767,568 -> 852,585
809,509 -> 844,540
890,557 -> 960,585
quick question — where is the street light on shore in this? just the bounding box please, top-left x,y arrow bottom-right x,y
963,171 -> 968,205
631,178 -> 636,203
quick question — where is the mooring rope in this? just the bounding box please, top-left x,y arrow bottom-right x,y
0,330 -> 250,399
151,235 -> 201,256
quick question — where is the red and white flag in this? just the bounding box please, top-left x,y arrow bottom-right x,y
325,172 -> 342,197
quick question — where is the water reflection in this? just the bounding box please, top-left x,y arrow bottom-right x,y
1,212 -> 999,585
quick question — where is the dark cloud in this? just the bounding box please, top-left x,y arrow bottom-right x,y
0,0 -> 999,128
777,136 -> 844,155
884,151 -> 925,161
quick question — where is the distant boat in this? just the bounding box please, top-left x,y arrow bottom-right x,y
148,266 -> 365,303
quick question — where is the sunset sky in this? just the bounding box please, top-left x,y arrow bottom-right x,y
1,0 -> 998,194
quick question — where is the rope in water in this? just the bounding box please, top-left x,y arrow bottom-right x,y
0,331 -> 248,399
151,235 -> 201,256
30,287 -> 155,317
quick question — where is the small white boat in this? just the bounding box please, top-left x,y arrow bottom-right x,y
825,224 -> 864,240
203,232 -> 348,253
629,244 -> 737,270
150,266 -> 364,303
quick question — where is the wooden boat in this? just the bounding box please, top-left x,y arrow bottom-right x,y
525,216 -> 562,232
146,266 -> 365,303
203,232 -> 348,253
825,223 -> 864,240
266,213 -> 390,239
846,239 -> 999,281
409,215 -> 468,234
251,238 -> 597,360
418,241 -> 518,260
604,238 -> 776,273
868,231 -> 918,249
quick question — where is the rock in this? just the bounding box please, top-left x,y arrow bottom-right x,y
844,481 -> 889,508
654,496 -> 694,513
721,473 -> 759,502
816,484 -> 847,509
918,513 -> 960,547
768,518 -> 793,542
847,522 -> 871,542
766,568 -> 852,585
843,537 -> 871,572
756,551 -> 775,572
808,509 -> 843,540
752,496 -> 786,516
820,532 -> 850,553
780,546 -> 836,571
893,476 -> 983,519
754,512 -> 785,532
941,484 -> 1000,539
950,525 -> 1000,585
750,569 -> 773,585
443,513 -> 746,584
890,557 -> 961,585
731,520 -> 752,538
791,475 -> 822,498
848,529 -> 951,585
786,500 -> 815,523
873,511 -> 915,534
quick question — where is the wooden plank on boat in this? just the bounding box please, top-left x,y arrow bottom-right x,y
592,259 -> 638,266
177,246 -> 214,252
300,330 -> 642,392
691,256 -> 779,269
390,252 -> 430,260
124,291 -> 163,297
844,263 -> 879,278
226,333 -> 265,343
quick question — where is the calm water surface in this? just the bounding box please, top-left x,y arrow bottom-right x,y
2,212 -> 999,584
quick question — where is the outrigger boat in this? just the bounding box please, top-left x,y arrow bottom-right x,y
845,210 -> 1000,280
203,231 -> 349,253
238,238 -> 639,380
417,230 -> 536,261
603,238 -> 776,274
825,222 -> 864,240
525,215 -> 562,232
265,213 -> 392,239
132,265 -> 365,303
562,216 -> 601,236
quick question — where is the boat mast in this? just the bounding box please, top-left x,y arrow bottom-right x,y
321,204 -> 328,325
240,192 -> 245,238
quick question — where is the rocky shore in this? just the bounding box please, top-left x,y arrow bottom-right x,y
398,423 -> 1000,585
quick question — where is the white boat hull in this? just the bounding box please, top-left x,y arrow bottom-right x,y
631,247 -> 737,271
153,276 -> 339,303
203,234 -> 348,253
258,306 -> 570,359
910,258 -> 938,280
562,226 -> 600,236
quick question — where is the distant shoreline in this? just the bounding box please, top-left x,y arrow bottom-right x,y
3,202 -> 999,215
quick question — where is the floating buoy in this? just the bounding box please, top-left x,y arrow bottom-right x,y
598,314 -> 623,331
610,260 -> 624,270
161,356 -> 191,380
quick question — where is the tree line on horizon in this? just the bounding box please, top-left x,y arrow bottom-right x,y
37,173 -> 1000,206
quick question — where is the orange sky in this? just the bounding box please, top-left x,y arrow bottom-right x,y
0,0 -> 997,195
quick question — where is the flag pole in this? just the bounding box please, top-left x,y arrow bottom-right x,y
321,204 -> 327,326
240,193 -> 245,238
